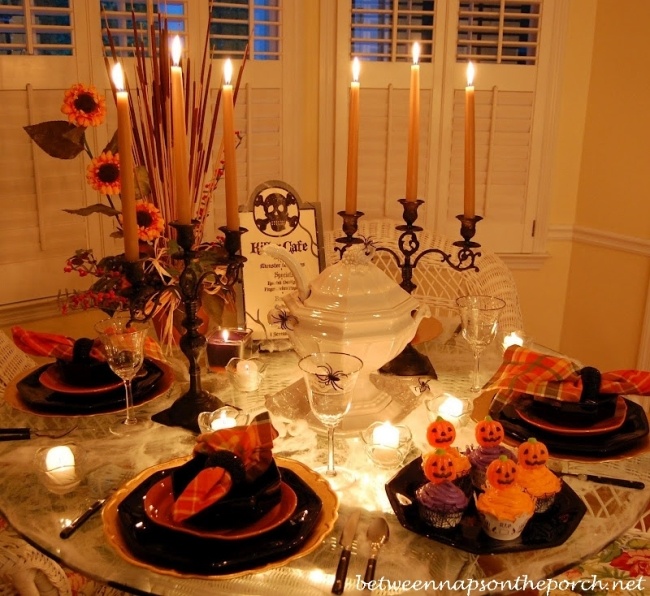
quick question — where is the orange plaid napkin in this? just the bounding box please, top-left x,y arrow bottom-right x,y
485,346 -> 650,403
11,326 -> 165,362
171,412 -> 278,523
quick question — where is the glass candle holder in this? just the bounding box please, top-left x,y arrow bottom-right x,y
197,406 -> 249,433
501,330 -> 531,351
425,393 -> 471,428
34,443 -> 85,495
361,422 -> 412,469
226,357 -> 267,392
206,328 -> 253,371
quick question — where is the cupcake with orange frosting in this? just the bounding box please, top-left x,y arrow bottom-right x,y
426,416 -> 472,496
466,416 -> 516,490
516,438 -> 562,513
476,456 -> 535,540
415,449 -> 469,529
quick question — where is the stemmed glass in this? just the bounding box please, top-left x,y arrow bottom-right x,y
456,295 -> 506,393
299,352 -> 362,490
95,312 -> 152,435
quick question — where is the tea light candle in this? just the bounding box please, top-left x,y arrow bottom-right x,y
362,422 -> 412,469
372,421 -> 400,449
210,408 -> 238,430
206,328 -> 253,371
228,358 -> 265,392
503,331 -> 524,350
44,446 -> 78,488
426,393 -> 469,427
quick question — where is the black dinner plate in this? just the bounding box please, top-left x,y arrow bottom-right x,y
16,360 -> 164,414
489,396 -> 649,457
116,465 -> 323,575
386,457 -> 586,555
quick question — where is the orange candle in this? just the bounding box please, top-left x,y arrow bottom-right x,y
112,63 -> 139,262
405,42 -> 420,202
222,58 -> 240,231
171,36 -> 191,225
464,61 -> 476,219
345,58 -> 361,215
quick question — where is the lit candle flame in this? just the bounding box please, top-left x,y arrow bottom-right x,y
224,58 -> 233,85
412,42 -> 420,65
352,57 -> 360,83
466,61 -> 475,87
221,329 -> 230,342
171,35 -> 182,66
111,62 -> 124,92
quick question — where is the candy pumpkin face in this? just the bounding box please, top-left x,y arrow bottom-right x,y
426,416 -> 456,448
486,455 -> 518,489
475,416 -> 505,447
422,449 -> 457,484
518,437 -> 549,470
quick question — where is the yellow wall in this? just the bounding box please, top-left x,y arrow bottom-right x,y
560,0 -> 650,369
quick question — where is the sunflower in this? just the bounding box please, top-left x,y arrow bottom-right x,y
132,200 -> 165,242
86,151 -> 121,195
61,83 -> 107,127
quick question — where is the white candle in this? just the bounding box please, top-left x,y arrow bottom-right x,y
345,57 -> 361,215
372,421 -> 400,449
464,61 -> 476,218
222,58 -> 240,231
503,332 -> 524,350
234,359 -> 260,392
438,395 -> 465,420
405,42 -> 420,202
171,36 -> 191,224
210,410 -> 238,430
44,446 -> 78,487
112,63 -> 139,262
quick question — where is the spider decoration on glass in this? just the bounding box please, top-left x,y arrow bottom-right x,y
314,364 -> 349,392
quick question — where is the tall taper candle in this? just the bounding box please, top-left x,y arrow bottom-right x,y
112,63 -> 139,262
345,57 -> 361,215
171,36 -> 191,225
222,59 -> 240,231
406,42 -> 420,202
464,61 -> 476,219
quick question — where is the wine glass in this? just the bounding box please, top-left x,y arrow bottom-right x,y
298,352 -> 362,490
95,312 -> 152,435
456,295 -> 506,393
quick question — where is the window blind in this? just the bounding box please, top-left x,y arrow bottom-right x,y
209,0 -> 281,60
0,0 -> 73,56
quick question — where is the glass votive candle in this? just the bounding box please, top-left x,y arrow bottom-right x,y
206,328 -> 253,371
226,357 -> 267,392
34,443 -> 84,495
361,422 -> 412,469
425,393 -> 471,427
197,406 -> 249,433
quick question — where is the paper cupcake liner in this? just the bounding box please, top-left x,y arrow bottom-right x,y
417,504 -> 464,529
477,509 -> 533,541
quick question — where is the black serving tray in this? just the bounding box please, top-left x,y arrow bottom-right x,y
489,396 -> 649,457
386,457 -> 586,555
116,465 -> 323,575
16,360 -> 164,414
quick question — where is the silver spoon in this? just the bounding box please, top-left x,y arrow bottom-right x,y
363,517 -> 389,589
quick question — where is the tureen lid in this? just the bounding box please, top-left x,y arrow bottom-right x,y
303,245 -> 414,313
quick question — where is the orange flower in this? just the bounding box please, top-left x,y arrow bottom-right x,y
61,83 -> 107,127
128,200 -> 165,242
86,151 -> 121,195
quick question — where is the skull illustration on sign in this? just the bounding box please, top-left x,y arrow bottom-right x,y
253,190 -> 299,236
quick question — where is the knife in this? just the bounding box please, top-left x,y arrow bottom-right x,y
0,428 -> 31,441
331,510 -> 361,594
555,471 -> 645,490
60,497 -> 107,539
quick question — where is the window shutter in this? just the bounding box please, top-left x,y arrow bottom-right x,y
0,1 -> 74,56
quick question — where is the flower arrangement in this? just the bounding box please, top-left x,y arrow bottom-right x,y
24,17 -> 247,349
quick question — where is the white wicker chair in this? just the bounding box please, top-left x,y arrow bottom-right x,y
323,218 -> 523,335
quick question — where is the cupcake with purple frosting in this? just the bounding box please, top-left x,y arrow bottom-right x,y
415,449 -> 469,529
466,416 -> 516,490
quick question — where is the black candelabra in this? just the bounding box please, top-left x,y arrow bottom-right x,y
336,198 -> 482,377
127,222 -> 246,432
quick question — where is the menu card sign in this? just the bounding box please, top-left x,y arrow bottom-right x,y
240,181 -> 325,341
